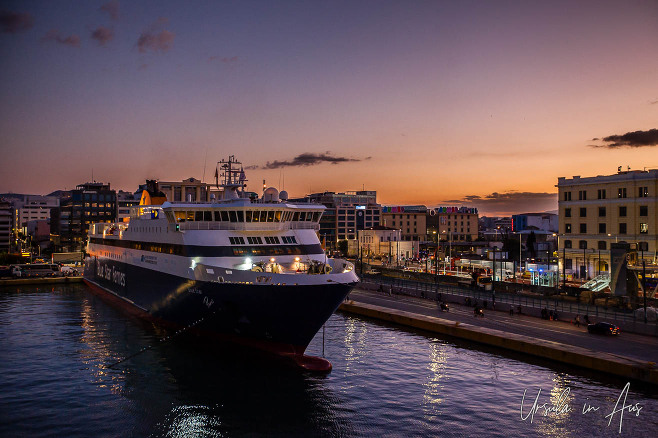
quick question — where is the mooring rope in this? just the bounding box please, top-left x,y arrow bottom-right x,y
106,310 -> 217,369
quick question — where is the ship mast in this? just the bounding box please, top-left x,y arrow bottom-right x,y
216,156 -> 248,200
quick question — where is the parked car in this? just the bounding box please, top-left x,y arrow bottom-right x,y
587,322 -> 620,336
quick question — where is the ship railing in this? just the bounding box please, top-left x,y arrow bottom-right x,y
178,222 -> 319,231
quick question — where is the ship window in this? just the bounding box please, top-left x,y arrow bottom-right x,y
266,210 -> 274,222
221,211 -> 229,221
274,211 -> 282,222
203,211 -> 212,221
313,212 -> 321,222
214,211 -> 221,221
186,211 -> 195,221
195,211 -> 204,221
251,211 -> 260,222
236,211 -> 244,222
175,211 -> 186,222
229,211 -> 238,222
293,212 -> 300,221
245,211 -> 253,222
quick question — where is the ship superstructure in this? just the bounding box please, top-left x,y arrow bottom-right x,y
84,156 -> 358,370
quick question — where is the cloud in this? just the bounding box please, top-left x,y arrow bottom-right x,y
100,1 -> 119,20
0,10 -> 34,33
251,152 -> 369,169
41,29 -> 80,47
650,99 -> 658,105
208,56 -> 239,64
91,26 -> 114,46
137,18 -> 174,53
442,191 -> 557,216
590,128 -> 658,148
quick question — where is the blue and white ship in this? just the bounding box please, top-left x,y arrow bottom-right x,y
84,156 -> 358,370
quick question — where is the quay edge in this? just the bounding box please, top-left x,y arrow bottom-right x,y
0,276 -> 84,286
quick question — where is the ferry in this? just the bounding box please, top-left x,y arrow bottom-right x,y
84,156 -> 358,371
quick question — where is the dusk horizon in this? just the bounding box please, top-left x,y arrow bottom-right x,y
1,0 -> 657,216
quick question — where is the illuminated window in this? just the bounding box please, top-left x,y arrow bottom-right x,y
640,223 -> 648,234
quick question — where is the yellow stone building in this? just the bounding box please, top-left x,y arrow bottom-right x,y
556,169 -> 657,279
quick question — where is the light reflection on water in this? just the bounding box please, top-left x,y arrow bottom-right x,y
1,284 -> 657,438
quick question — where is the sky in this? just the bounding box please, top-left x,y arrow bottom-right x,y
1,0 -> 657,215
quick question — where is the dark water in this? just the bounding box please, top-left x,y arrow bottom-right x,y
1,284 -> 656,437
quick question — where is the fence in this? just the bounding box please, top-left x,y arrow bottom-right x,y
361,274 -> 656,326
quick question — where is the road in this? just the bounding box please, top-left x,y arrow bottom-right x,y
347,287 -> 658,364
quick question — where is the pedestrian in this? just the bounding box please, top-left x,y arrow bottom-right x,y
584,314 -> 590,325
575,315 -> 580,327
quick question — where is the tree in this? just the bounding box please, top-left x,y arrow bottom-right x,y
338,240 -> 348,256
526,231 -> 537,259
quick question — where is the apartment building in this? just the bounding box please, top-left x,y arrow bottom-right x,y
380,205 -> 427,242
557,169 -> 657,278
429,206 -> 479,242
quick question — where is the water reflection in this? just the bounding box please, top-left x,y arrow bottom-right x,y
422,340 -> 448,421
2,284 -> 657,438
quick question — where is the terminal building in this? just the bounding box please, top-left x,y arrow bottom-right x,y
557,168 -> 657,279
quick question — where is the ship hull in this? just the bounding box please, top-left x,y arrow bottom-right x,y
83,256 -> 354,367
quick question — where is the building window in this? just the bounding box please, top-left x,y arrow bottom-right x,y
639,206 -> 648,216
619,206 -> 627,217
564,191 -> 572,201
564,208 -> 571,218
640,223 -> 648,234
565,224 -> 571,233
599,223 -> 606,234
580,223 -> 587,233
564,240 -> 572,249
578,190 -> 587,200
579,240 -> 587,249
598,241 -> 606,250
638,186 -> 648,197
597,189 -> 606,199
618,188 -> 627,198
579,207 -> 587,217
619,223 -> 627,234
598,207 -> 606,217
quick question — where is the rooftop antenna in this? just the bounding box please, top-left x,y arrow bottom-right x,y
202,148 -> 208,182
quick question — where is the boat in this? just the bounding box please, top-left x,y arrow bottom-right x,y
83,156 -> 359,371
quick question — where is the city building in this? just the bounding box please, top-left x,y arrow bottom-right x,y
0,199 -> 12,252
431,206 -> 479,242
56,182 -> 117,251
381,205 -> 427,242
116,190 -> 140,222
357,225 -> 402,259
557,168 -> 657,279
11,195 -> 59,232
512,212 -> 558,233
158,177 -> 211,203
289,191 -> 381,249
